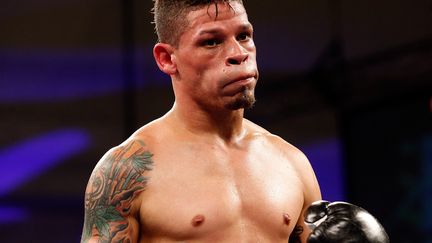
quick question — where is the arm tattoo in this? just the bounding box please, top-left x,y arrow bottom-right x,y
82,140 -> 154,242
288,225 -> 304,243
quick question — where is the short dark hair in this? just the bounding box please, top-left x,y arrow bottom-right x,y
152,0 -> 244,46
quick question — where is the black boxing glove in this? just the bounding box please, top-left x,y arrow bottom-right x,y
304,200 -> 389,243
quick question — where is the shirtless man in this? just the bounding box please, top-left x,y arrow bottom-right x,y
81,0 -> 322,242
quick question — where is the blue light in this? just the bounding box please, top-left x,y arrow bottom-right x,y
0,128 -> 91,196
301,138 -> 345,201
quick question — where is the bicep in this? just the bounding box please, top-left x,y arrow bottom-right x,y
81,141 -> 154,242
81,216 -> 141,243
81,168 -> 141,243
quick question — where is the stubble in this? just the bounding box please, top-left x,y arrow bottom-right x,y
225,87 -> 256,110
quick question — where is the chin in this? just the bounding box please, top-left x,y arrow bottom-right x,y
225,89 -> 256,110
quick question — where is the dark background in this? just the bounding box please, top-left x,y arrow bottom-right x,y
1,0 -> 431,242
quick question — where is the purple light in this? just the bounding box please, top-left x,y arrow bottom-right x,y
0,128 -> 91,196
0,206 -> 28,224
300,138 -> 346,201
0,48 -> 169,102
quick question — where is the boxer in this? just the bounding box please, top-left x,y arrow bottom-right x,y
80,1 -> 387,242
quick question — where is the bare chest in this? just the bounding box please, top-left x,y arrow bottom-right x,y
139,143 -> 304,241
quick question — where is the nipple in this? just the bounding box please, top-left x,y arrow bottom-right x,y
191,214 -> 205,227
283,213 -> 291,225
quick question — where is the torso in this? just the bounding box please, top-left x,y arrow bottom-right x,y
130,118 -> 307,243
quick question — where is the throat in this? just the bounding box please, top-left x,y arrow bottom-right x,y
168,103 -> 247,143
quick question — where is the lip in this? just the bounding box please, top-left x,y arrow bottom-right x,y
224,74 -> 256,88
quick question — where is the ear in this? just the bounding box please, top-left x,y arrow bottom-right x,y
153,43 -> 177,75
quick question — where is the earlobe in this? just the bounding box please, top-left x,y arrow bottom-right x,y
153,43 -> 177,75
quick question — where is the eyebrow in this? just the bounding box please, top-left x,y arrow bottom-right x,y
198,23 -> 253,36
198,28 -> 224,36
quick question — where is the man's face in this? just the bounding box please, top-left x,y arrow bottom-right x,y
172,1 -> 258,110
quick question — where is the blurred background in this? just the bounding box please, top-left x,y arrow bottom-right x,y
0,0 -> 431,242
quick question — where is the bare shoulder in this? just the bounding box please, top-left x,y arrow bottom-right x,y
244,118 -> 307,163
81,135 -> 155,242
245,118 -> 321,195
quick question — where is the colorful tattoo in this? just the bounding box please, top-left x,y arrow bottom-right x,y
288,225 -> 304,243
81,140 -> 153,242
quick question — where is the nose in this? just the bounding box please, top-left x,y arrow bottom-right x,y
225,40 -> 249,66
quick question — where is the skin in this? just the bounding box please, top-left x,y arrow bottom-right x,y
81,2 -> 321,243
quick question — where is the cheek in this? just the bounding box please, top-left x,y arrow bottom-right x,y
182,55 -> 214,78
246,41 -> 257,59
176,50 -> 226,91
247,40 -> 256,49
193,59 -> 224,85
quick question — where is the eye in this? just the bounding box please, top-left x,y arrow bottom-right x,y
237,32 -> 251,42
202,39 -> 221,47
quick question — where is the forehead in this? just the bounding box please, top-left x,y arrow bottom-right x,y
183,2 -> 250,35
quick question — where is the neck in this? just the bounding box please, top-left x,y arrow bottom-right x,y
167,101 -> 246,143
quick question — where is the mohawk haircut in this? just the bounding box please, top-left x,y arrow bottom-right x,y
152,0 -> 244,47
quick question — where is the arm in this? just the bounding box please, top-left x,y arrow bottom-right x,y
81,140 -> 154,243
289,151 -> 322,243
